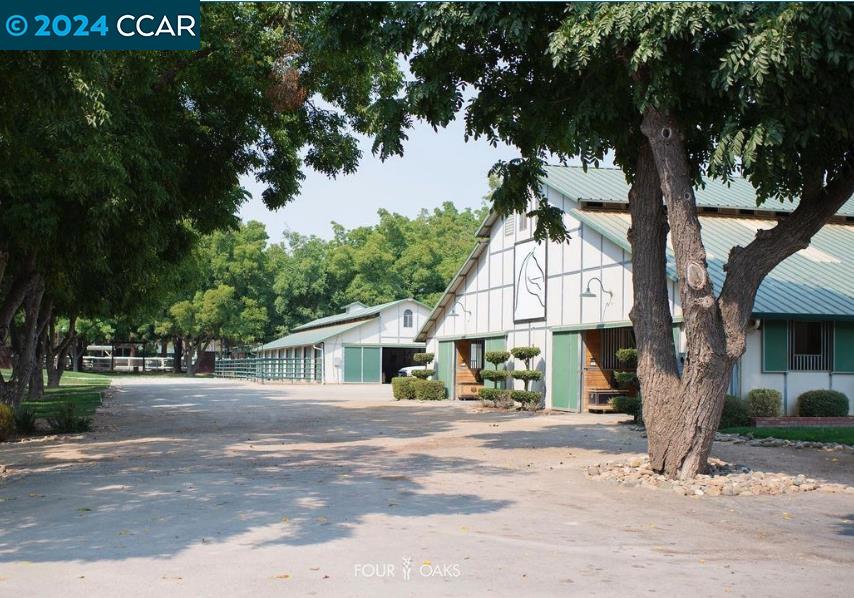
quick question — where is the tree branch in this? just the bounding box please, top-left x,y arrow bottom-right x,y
718,159 -> 854,356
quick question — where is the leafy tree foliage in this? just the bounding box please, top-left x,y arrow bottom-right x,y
299,3 -> 854,477
0,3 -> 366,401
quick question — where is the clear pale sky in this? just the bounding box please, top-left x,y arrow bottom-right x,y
237,116 -> 521,241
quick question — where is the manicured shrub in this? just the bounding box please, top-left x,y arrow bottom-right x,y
411,369 -> 435,380
610,395 -> 643,424
615,348 -> 638,368
413,352 -> 434,365
46,403 -> 92,434
13,405 -> 38,435
392,377 -> 418,400
797,390 -> 850,417
510,346 -> 541,362
746,388 -> 782,418
511,390 -> 542,410
478,387 -> 513,407
479,369 -> 508,382
613,370 -> 638,389
485,351 -> 510,366
414,379 -> 447,401
718,395 -> 750,429
510,370 -> 543,383
0,404 -> 14,442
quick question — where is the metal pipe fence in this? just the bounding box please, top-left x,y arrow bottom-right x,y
214,357 -> 322,382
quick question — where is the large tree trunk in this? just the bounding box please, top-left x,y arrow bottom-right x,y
172,336 -> 183,373
632,107 -> 854,479
0,279 -> 46,406
0,256 -> 38,374
635,109 -> 734,478
46,315 -> 76,388
185,339 -> 197,377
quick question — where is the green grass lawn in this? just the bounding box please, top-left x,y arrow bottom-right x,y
2,370 -> 110,418
722,426 -> 854,445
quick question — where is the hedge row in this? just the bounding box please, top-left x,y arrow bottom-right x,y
391,377 -> 447,401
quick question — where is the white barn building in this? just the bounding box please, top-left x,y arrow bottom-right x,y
416,166 -> 854,414
257,299 -> 431,384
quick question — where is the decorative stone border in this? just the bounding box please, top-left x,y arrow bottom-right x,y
629,425 -> 854,453
715,432 -> 854,453
586,457 -> 854,496
754,416 -> 854,428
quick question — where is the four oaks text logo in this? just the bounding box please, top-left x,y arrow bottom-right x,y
354,556 -> 462,581
1,1 -> 199,50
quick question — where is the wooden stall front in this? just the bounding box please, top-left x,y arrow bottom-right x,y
581,327 -> 636,412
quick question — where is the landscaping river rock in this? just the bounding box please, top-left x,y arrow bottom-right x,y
586,457 -> 854,497
629,425 -> 854,453
714,432 -> 854,453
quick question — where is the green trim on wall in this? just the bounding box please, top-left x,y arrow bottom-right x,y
433,331 -> 509,342
550,316 -> 683,334
762,320 -> 788,373
834,321 -> 854,373
342,343 -> 424,349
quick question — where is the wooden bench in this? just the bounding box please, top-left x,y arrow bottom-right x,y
587,389 -> 625,412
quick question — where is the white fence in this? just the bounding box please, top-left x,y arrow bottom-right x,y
82,356 -> 175,372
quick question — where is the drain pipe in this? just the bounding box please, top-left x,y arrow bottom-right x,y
312,343 -> 325,384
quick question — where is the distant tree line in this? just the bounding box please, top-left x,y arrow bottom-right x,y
82,202 -> 486,375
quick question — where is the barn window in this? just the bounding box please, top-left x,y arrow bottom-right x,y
518,212 -> 528,231
403,309 -> 413,328
504,215 -> 514,236
789,320 -> 833,371
469,341 -> 484,370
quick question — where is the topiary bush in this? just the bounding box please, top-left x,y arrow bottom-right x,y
510,370 -> 543,384
615,348 -> 638,368
411,369 -> 435,380
0,404 -> 14,442
13,405 -> 38,435
510,346 -> 541,362
511,390 -> 542,410
718,395 -> 751,429
392,377 -> 418,400
414,379 -> 447,401
610,395 -> 643,424
746,388 -> 782,418
479,369 -> 508,386
797,390 -> 850,417
413,352 -> 434,365
484,351 -> 510,366
478,387 -> 513,408
46,402 -> 92,434
613,370 -> 638,389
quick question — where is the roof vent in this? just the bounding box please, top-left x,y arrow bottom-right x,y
344,301 -> 367,313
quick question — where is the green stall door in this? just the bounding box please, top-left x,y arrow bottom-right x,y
437,341 -> 455,399
551,331 -> 581,411
343,346 -> 381,383
343,346 -> 363,382
362,347 -> 381,382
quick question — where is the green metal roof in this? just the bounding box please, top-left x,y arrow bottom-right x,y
543,165 -> 854,217
260,320 -> 369,352
292,298 -> 429,332
572,209 -> 854,318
